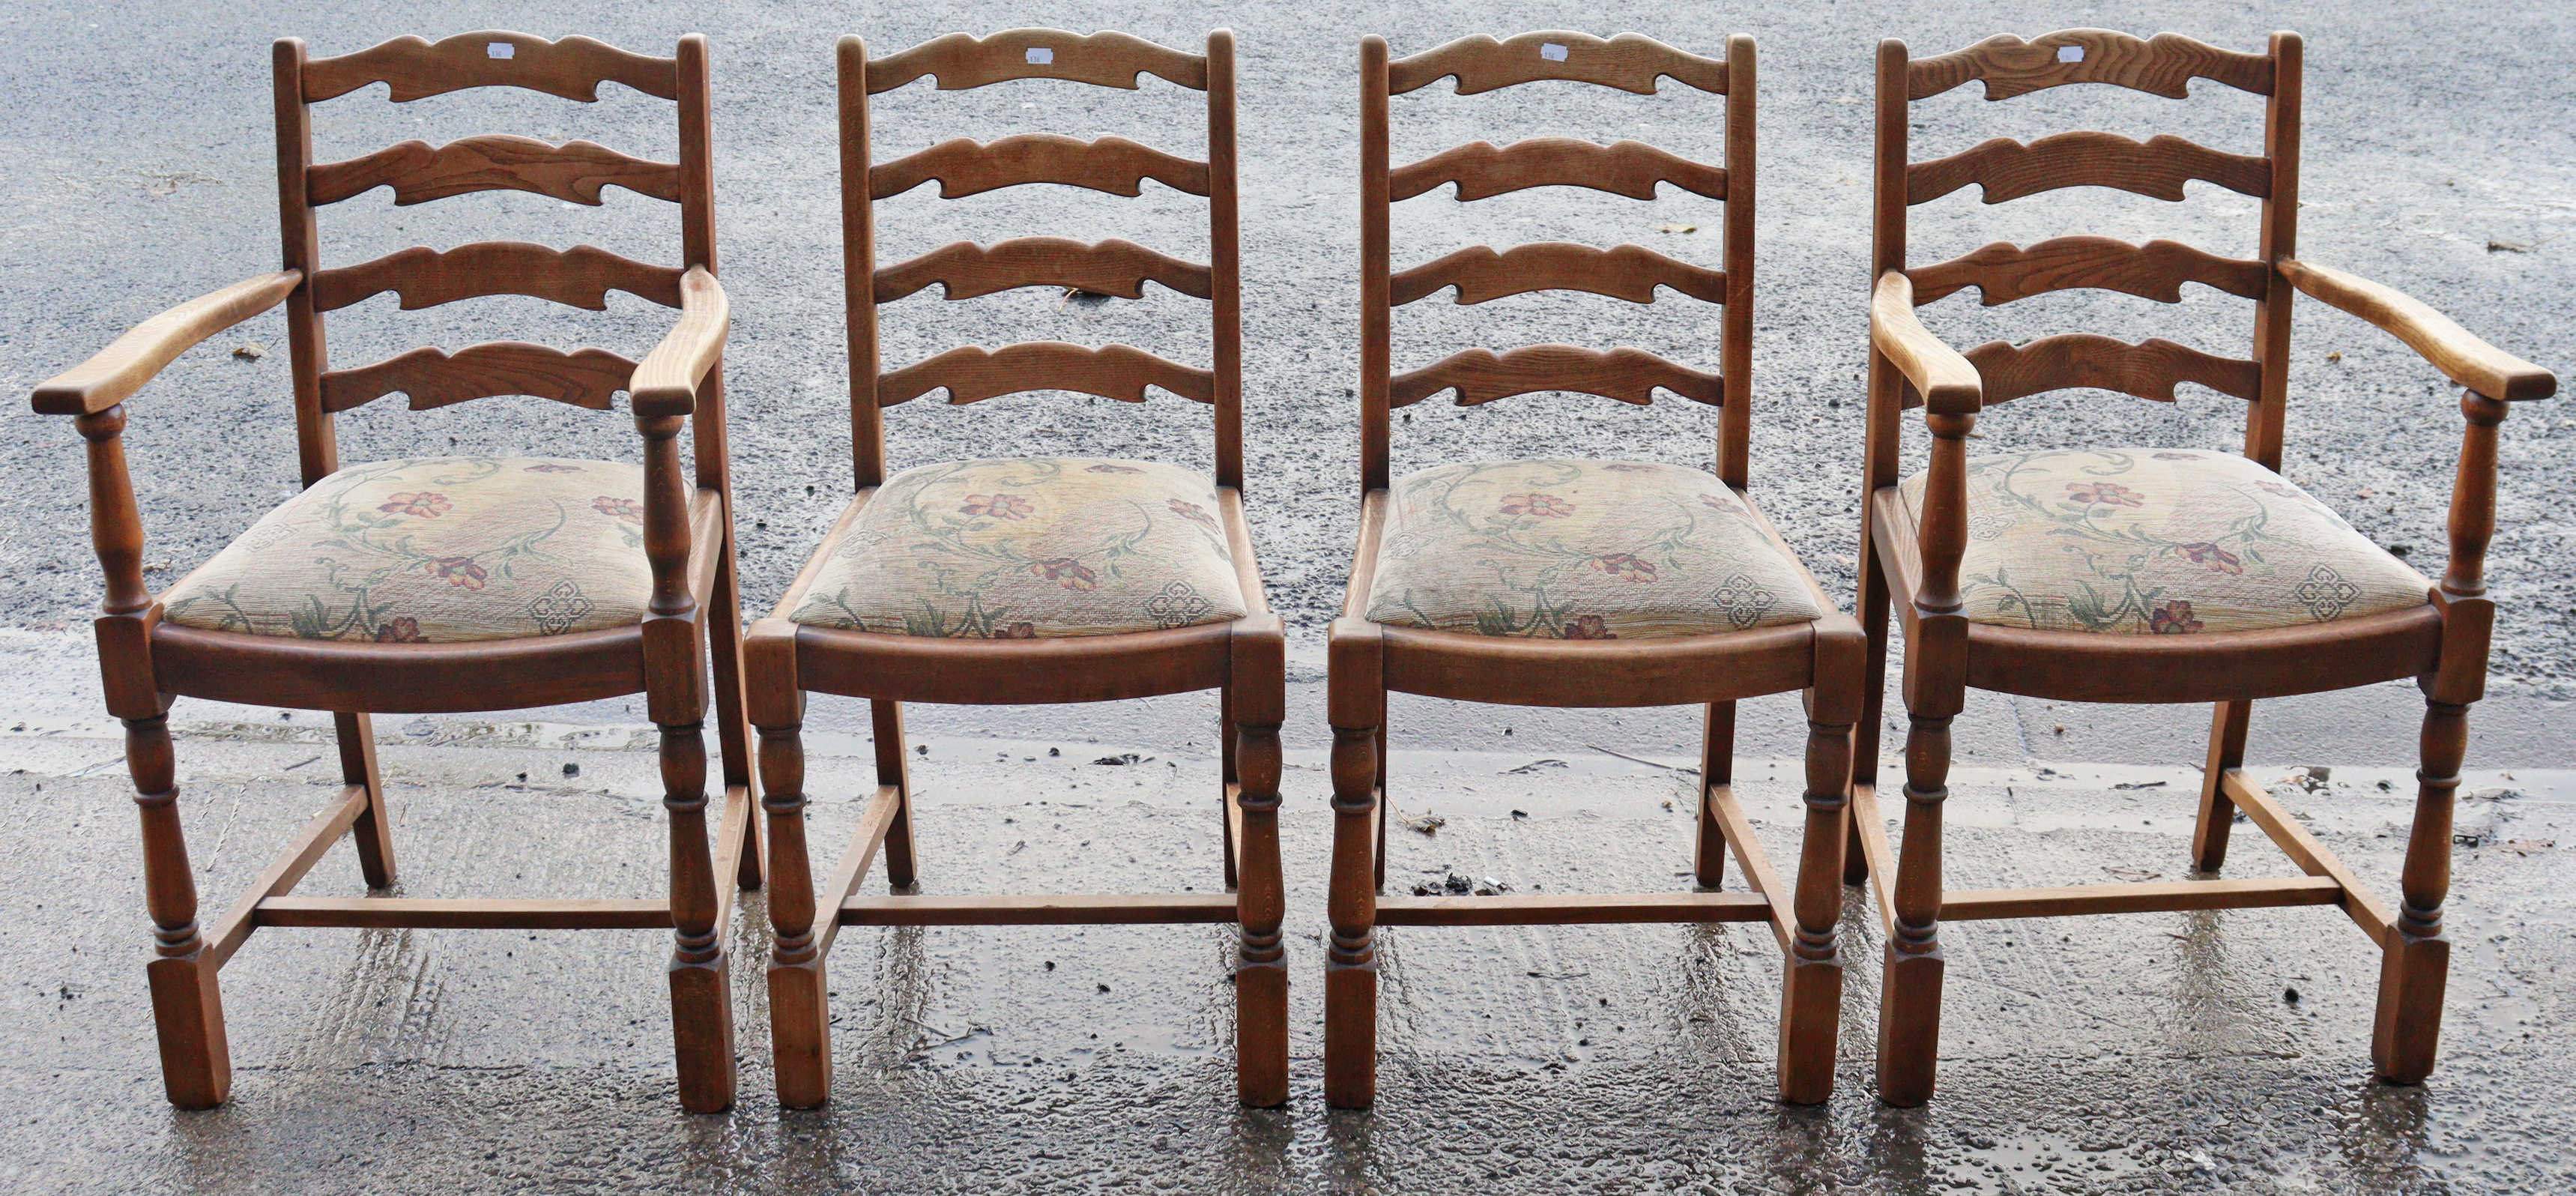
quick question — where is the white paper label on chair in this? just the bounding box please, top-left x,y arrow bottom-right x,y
1540,42 -> 1569,62
489,42 -> 515,59
1026,47 -> 1054,64
2057,45 -> 2084,62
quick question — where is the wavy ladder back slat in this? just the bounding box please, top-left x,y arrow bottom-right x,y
1908,29 -> 2274,101
847,30 -> 1239,486
1870,30 -> 2294,450
321,342 -> 638,412
1364,32 -> 1752,489
302,31 -> 679,102
307,135 -> 681,207
310,242 -> 684,312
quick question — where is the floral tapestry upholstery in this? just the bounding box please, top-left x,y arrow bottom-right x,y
161,456 -> 654,643
790,457 -> 1248,638
1363,459 -> 1823,639
1896,447 -> 2432,635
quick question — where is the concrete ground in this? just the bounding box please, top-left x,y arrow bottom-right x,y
3,0 -> 2573,1192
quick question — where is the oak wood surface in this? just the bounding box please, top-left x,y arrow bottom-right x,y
867,28 -> 1207,93
1388,31 -> 1726,96
2220,770 -> 2397,944
875,237 -> 1211,301
1906,237 -> 2268,306
1939,876 -> 2342,920
1869,272 -> 1980,411
1380,622 -> 1812,705
1908,29 -> 2273,101
2281,259 -> 2557,401
309,241 -> 682,312
1390,243 -> 1724,306
838,893 -> 1242,925
630,266 -> 728,415
205,786 -> 369,968
794,621 -> 1234,704
256,897 -> 674,929
1388,345 -> 1721,408
871,134 -> 1209,199
302,31 -> 677,103
318,342 -> 638,412
807,785 -> 905,960
877,341 -> 1214,406
1389,137 -> 1725,201
1908,132 -> 2270,205
1962,333 -> 2263,405
1705,783 -> 1795,952
306,136 -> 680,207
1373,892 -> 1771,925
31,272 -> 303,414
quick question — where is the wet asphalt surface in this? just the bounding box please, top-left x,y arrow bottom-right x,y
3,0 -> 2575,1192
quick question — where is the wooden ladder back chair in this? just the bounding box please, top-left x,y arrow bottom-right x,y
29,31 -> 760,1114
1856,28 -> 2559,1106
1325,31 -> 1864,1109
749,28 -> 1288,1110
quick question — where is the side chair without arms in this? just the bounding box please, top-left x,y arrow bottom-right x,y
1325,31 -> 1863,1109
750,29 -> 1289,1109
30,31 -> 760,1113
1854,28 -> 2558,1105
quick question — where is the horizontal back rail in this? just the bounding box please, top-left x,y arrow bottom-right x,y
309,242 -> 683,312
303,31 -> 678,103
868,28 -> 1207,92
1959,333 -> 2261,405
1391,243 -> 1723,306
1391,31 -> 1725,95
309,136 -> 680,207
1910,132 -> 2269,205
320,341 -> 636,412
875,237 -> 1210,302
872,134 -> 1209,199
1390,345 -> 1722,408
1907,237 -> 2268,306
1391,137 -> 1725,202
1910,30 -> 2274,101
877,342 -> 1215,406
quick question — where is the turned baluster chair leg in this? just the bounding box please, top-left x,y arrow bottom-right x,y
662,721 -> 736,1113
1323,718 -> 1381,1109
1780,710 -> 1854,1105
1231,619 -> 1289,1106
871,700 -> 916,888
2192,700 -> 2252,872
1876,710 -> 1953,1107
760,711 -> 830,1108
2374,698 -> 2465,1084
130,713 -> 232,1108
1694,701 -> 1735,887
335,712 -> 396,889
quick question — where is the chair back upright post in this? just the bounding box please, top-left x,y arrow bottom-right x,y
840,29 -> 1239,492
1358,31 -> 1750,495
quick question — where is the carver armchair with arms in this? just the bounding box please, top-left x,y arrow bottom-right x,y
31,31 -> 760,1113
1854,28 -> 2557,1105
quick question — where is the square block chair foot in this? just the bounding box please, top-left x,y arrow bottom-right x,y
1874,942 -> 1944,1108
1322,958 -> 1379,1110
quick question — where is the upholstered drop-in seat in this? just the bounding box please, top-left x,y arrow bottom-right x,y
1364,459 -> 1824,639
1897,447 -> 2433,635
790,456 -> 1248,638
161,456 -> 653,643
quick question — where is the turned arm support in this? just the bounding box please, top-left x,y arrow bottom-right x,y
1869,271 -> 1981,416
30,271 -> 303,415
630,266 -> 728,418
2279,259 -> 2556,404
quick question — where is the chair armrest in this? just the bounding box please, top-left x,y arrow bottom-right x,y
30,271 -> 303,414
2279,258 -> 2557,402
629,266 -> 728,417
1869,271 -> 1981,414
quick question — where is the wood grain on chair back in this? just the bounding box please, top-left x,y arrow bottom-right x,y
276,31 -> 716,482
1360,31 -> 1754,492
844,29 -> 1243,489
1876,29 -> 2301,466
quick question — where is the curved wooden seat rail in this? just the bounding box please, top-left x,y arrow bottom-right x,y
28,31 -> 759,1114
1856,28 -> 2562,1109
